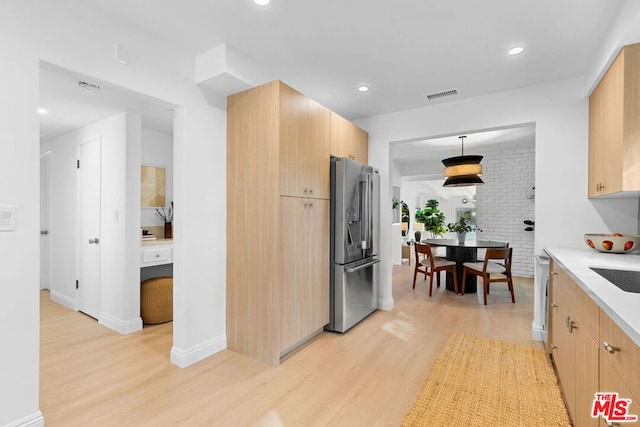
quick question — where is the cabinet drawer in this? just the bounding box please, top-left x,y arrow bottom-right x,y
599,310 -> 640,399
141,247 -> 172,265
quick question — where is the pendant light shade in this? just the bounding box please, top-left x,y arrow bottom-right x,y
442,136 -> 484,187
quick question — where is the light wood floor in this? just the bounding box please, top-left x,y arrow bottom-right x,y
40,265 -> 541,426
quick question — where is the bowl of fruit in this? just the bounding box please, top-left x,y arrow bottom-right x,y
584,233 -> 640,254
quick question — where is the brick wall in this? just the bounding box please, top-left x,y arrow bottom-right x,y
475,147 -> 535,277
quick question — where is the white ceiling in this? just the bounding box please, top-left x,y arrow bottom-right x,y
40,1 -> 625,143
393,124 -> 535,179
39,62 -> 174,140
81,0 -> 624,120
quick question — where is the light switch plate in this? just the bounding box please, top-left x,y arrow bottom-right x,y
0,206 -> 17,231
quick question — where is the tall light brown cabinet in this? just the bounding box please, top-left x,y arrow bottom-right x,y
227,80 -> 368,365
588,42 -> 640,198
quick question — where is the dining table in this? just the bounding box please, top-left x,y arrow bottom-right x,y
421,239 -> 508,294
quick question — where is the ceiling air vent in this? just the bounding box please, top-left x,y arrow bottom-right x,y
426,89 -> 458,101
78,81 -> 101,92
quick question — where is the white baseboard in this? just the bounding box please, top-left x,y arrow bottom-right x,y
50,290 -> 76,311
5,411 -> 44,427
531,323 -> 547,342
376,297 -> 394,311
99,312 -> 143,335
170,335 -> 227,368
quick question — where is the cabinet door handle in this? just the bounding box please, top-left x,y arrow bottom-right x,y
602,341 -> 620,354
565,316 -> 577,333
550,303 -> 558,308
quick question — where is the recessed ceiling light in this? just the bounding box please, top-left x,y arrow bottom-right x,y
357,85 -> 369,93
252,0 -> 270,5
38,108 -> 48,115
508,46 -> 525,56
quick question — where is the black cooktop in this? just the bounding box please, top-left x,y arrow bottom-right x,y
590,268 -> 640,293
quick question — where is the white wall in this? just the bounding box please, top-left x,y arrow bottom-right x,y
141,128 -> 173,228
1,1 -> 226,424
40,112 -> 143,333
475,147 -> 535,277
0,42 -> 41,427
357,76 -> 638,311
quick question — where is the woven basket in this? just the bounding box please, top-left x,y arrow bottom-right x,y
141,277 -> 173,324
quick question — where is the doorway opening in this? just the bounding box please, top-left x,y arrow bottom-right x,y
38,60 -> 177,345
390,123 -> 536,279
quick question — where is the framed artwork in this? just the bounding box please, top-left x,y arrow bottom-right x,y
141,165 -> 166,208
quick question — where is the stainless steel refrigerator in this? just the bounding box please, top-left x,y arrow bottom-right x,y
327,157 -> 380,333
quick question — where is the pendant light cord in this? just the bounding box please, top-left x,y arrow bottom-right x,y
459,135 -> 466,156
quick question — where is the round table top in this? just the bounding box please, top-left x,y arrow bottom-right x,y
421,239 -> 507,249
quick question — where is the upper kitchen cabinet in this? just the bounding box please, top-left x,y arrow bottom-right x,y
588,42 -> 640,198
330,111 -> 369,164
279,84 -> 331,199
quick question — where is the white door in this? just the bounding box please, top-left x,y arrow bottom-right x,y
40,153 -> 52,290
78,138 -> 101,318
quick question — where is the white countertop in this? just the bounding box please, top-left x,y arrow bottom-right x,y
141,238 -> 173,247
545,246 -> 640,347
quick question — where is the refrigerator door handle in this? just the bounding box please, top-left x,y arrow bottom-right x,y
345,258 -> 380,273
367,172 -> 373,251
361,173 -> 370,251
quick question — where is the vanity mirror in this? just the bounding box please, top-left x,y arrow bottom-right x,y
141,165 -> 166,208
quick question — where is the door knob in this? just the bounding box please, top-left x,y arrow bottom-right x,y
88,238 -> 100,244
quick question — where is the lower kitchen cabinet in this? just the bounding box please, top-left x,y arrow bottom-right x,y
549,258 -> 640,426
280,196 -> 329,354
599,354 -> 640,426
549,263 -> 579,421
574,312 -> 599,427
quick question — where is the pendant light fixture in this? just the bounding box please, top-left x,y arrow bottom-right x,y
442,135 -> 484,187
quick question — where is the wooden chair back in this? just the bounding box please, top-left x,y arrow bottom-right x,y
414,242 -> 435,269
484,247 -> 512,272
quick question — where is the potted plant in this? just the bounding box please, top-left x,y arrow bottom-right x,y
155,201 -> 174,238
416,199 -> 446,239
447,217 -> 472,243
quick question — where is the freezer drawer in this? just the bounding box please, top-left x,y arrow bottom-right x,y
327,257 -> 379,333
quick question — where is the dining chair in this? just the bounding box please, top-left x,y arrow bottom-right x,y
413,243 -> 459,296
476,242 -> 509,265
461,247 -> 514,305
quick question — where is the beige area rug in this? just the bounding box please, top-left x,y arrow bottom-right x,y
402,331 -> 571,426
